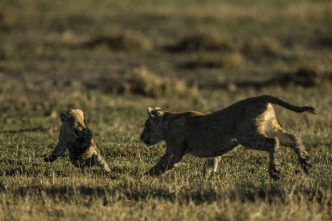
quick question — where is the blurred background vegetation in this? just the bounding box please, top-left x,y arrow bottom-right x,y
0,0 -> 331,220
0,0 -> 331,92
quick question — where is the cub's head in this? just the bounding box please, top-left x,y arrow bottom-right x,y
140,107 -> 165,147
60,109 -> 87,138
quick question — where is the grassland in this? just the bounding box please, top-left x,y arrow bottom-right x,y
0,0 -> 331,220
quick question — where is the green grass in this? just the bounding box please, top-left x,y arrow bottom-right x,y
0,0 -> 331,220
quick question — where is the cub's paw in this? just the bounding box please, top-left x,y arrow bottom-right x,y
44,156 -> 57,162
300,156 -> 312,174
144,169 -> 162,177
269,165 -> 281,180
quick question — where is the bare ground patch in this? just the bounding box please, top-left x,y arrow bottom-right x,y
200,67 -> 332,91
164,33 -> 237,52
81,31 -> 150,51
184,52 -> 244,69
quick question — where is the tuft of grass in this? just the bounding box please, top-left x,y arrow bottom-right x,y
241,37 -> 284,60
120,67 -> 198,97
81,31 -> 150,51
45,30 -> 89,47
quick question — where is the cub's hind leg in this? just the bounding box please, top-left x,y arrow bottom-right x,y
203,157 -> 220,177
270,128 -> 312,174
91,149 -> 111,173
238,134 -> 281,180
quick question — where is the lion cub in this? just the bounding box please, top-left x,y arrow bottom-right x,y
44,109 -> 111,173
140,95 -> 316,179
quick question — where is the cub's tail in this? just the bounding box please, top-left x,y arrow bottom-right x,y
259,95 -> 317,114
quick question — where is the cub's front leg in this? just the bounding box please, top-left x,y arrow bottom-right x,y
146,149 -> 184,176
44,143 -> 67,162
44,126 -> 68,163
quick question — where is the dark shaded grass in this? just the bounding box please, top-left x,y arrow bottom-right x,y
0,166 -> 68,178
198,67 -> 332,90
164,33 -> 236,53
184,53 -> 244,69
0,127 -> 48,134
2,182 -> 328,207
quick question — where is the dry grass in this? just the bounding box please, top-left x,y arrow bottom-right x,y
121,67 -> 198,97
241,37 -> 284,60
45,30 -> 89,47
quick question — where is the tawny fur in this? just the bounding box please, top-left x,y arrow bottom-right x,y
140,95 -> 316,179
44,109 -> 111,173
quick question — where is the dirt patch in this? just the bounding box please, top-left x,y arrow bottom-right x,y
269,68 -> 332,87
81,31 -> 150,50
240,68 -> 331,89
165,33 -> 236,52
185,52 -> 244,69
316,36 -> 332,48
199,68 -> 332,91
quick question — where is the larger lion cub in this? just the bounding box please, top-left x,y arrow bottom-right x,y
140,95 -> 316,179
44,109 -> 111,173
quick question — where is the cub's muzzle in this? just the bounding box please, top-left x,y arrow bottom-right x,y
140,135 -> 150,145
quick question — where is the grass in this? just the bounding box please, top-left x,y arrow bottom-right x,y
0,0 -> 331,220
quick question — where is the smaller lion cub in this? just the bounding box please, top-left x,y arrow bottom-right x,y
44,109 -> 111,173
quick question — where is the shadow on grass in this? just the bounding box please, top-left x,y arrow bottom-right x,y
6,182 -> 327,205
200,68 -> 332,90
0,166 -> 68,177
0,127 -> 47,134
0,165 -> 114,179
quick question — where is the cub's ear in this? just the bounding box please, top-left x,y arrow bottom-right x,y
59,113 -> 68,122
147,107 -> 163,119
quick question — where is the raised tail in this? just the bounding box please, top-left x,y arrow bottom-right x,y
259,95 -> 317,114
